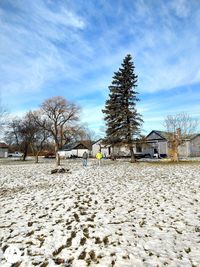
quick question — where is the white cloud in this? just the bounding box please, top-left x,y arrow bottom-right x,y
133,15 -> 200,93
170,0 -> 191,18
0,0 -> 87,100
79,102 -> 104,128
0,0 -> 200,134
35,4 -> 85,29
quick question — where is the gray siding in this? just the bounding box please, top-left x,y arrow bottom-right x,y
146,132 -> 164,140
159,142 -> 168,154
190,135 -> 200,156
178,141 -> 190,157
144,141 -> 168,155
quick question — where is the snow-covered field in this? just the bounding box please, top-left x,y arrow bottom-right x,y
0,159 -> 200,267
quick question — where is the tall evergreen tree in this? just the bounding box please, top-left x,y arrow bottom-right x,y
102,54 -> 143,162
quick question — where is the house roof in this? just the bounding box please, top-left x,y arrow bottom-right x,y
146,130 -> 169,140
153,130 -> 169,140
60,140 -> 92,151
92,138 -> 112,147
92,138 -> 103,145
0,142 -> 8,148
182,133 -> 200,140
146,130 -> 200,141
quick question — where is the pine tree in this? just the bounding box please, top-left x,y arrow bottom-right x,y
102,54 -> 143,162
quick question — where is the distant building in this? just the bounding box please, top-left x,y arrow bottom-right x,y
145,130 -> 200,157
144,131 -> 168,157
58,141 -> 92,158
92,138 -> 138,158
91,131 -> 200,159
92,139 -> 111,157
0,142 -> 9,158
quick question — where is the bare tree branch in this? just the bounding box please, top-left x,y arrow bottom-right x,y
164,112 -> 199,161
38,96 -> 80,165
0,99 -> 8,136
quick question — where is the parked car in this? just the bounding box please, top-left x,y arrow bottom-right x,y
8,151 -> 24,158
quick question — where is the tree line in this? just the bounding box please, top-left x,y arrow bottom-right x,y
2,96 -> 94,165
0,54 -> 198,163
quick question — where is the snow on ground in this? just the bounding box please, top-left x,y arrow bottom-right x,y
0,159 -> 200,267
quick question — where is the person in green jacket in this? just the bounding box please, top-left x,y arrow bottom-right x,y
96,151 -> 103,166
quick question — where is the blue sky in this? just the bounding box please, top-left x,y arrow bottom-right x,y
0,0 -> 200,136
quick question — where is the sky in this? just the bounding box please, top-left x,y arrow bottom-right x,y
0,0 -> 200,136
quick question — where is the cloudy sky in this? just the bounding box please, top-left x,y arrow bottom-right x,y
0,0 -> 200,135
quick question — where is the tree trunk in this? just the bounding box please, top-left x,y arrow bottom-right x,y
22,143 -> 28,161
55,142 -> 61,166
60,125 -> 63,149
171,137 -> 179,162
130,145 -> 136,163
56,153 -> 60,166
30,144 -> 39,164
173,151 -> 179,162
110,144 -> 115,160
172,145 -> 179,162
35,153 -> 39,163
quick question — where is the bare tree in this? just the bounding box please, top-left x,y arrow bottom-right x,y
164,112 -> 198,161
74,125 -> 97,154
37,96 -> 80,165
6,112 -> 49,162
5,119 -> 20,150
62,124 -> 85,144
26,112 -> 49,163
0,98 -> 8,136
80,126 -> 97,141
66,125 -> 96,143
6,116 -> 33,160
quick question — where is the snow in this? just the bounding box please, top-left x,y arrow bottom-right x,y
0,159 -> 200,266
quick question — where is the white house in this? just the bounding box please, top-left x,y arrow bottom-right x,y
144,131 -> 168,157
144,130 -> 200,157
0,142 -> 8,158
58,141 -> 92,158
178,134 -> 200,157
92,139 -> 138,158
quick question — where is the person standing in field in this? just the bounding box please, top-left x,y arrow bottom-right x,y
96,151 -> 103,166
82,151 -> 88,167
